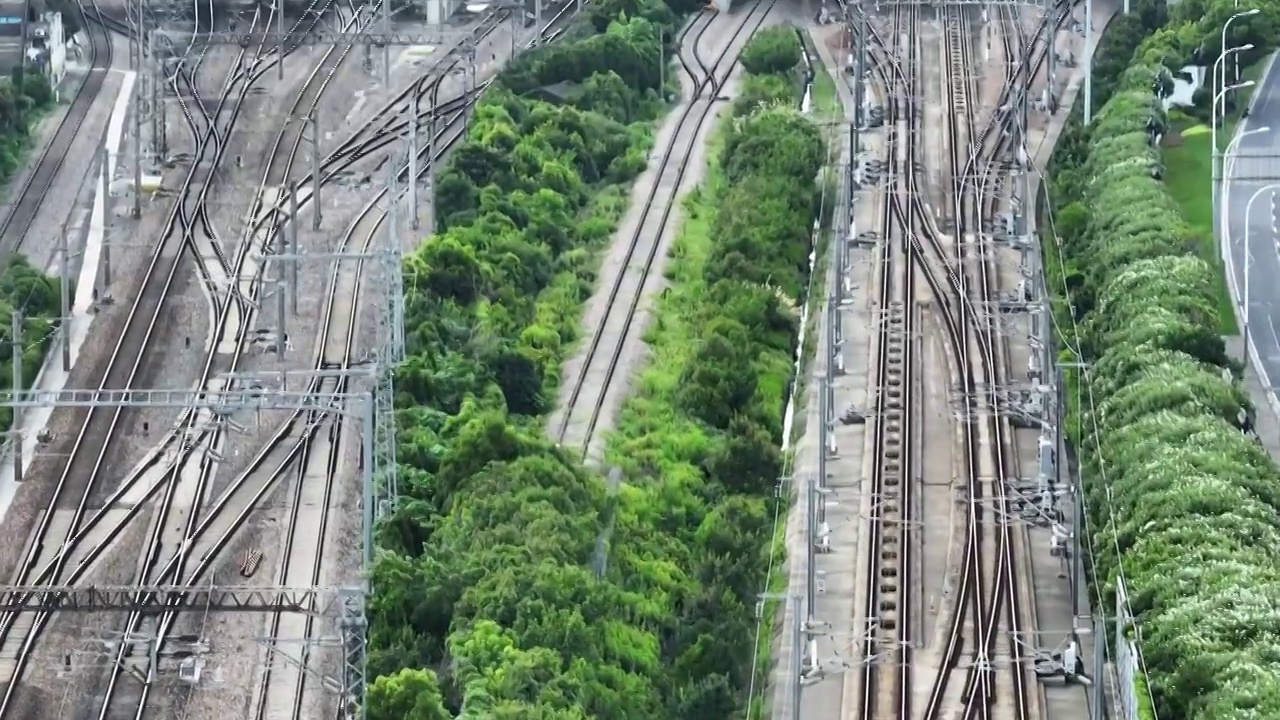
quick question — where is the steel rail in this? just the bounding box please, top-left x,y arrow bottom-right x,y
921,5 -> 1057,719
250,110 -> 398,720
91,6 -> 376,717
551,1 -> 776,461
0,8 -> 577,711
84,20 -> 556,713
856,5 -> 920,718
0,1 -> 335,707
79,0 -> 448,501
852,7 -> 1040,720
960,6 -> 1054,719
0,7 -> 572,616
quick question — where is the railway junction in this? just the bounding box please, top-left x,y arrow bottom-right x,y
0,0 -> 569,716
0,0 -> 1171,716
762,2 -> 1133,720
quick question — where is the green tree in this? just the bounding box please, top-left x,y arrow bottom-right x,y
366,668 -> 452,720
738,26 -> 801,76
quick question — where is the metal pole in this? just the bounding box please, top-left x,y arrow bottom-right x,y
158,46 -> 167,158
534,0 -> 542,40
133,48 -> 143,219
276,0 -> 284,81
790,596 -> 803,720
387,160 -> 398,256
101,151 -> 112,290
363,399 -> 375,570
59,224 -> 70,373
149,33 -> 159,161
1046,0 -> 1056,112
426,81 -> 438,234
854,8 -> 866,162
1092,615 -> 1106,720
659,29 -> 665,99
7,304 -> 16,482
11,311 -> 21,430
1083,0 -> 1093,124
124,0 -> 133,69
289,181 -> 299,315
276,222 -> 286,360
1068,381 -> 1081,620
1233,0 -> 1241,88
409,104 -> 418,231
809,398 -> 821,623
468,45 -> 477,97
381,0 -> 391,87
1017,111 -> 1029,238
312,112 -> 322,230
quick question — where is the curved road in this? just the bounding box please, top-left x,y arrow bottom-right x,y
1223,52 -> 1280,417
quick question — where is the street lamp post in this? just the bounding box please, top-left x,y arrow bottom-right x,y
1214,9 -> 1261,224
1215,79 -> 1258,257
1213,44 -> 1255,156
1217,9 -> 1260,131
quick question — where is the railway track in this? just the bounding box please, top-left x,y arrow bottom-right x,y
857,6 -> 920,716
551,1 -> 775,463
850,2 -> 1070,717
0,0 -> 367,712
95,0 -> 577,504
0,4 -> 580,715
0,0 -> 114,258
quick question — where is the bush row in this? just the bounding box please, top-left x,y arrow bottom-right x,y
0,70 -> 53,181
1046,1 -> 1280,717
366,8 -> 819,720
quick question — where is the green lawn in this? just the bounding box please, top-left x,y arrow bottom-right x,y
811,61 -> 840,118
1159,61 -> 1267,334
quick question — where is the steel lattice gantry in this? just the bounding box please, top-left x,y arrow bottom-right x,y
0,382 -> 377,715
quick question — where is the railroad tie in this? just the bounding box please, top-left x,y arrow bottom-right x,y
239,548 -> 264,578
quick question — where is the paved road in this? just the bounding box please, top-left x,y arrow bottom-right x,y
1223,52 -> 1280,410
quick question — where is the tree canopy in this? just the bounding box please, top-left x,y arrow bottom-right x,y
370,10 -> 821,720
0,69 -> 53,182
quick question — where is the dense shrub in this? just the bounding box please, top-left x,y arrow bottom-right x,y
0,69 -> 54,182
367,9 -> 821,720
738,25 -> 801,76
1044,0 -> 1280,717
0,254 -> 59,431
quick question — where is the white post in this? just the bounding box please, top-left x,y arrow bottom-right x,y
1083,0 -> 1093,124
1221,10 -> 1261,121
1212,44 -> 1255,228
1216,79 -> 1259,260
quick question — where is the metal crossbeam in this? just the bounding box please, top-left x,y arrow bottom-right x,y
0,585 -> 359,613
0,388 -> 365,410
170,30 -> 481,46
877,0 -> 1048,4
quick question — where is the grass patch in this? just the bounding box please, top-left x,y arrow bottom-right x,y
811,60 -> 840,118
1159,60 -> 1265,334
1162,122 -> 1236,332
